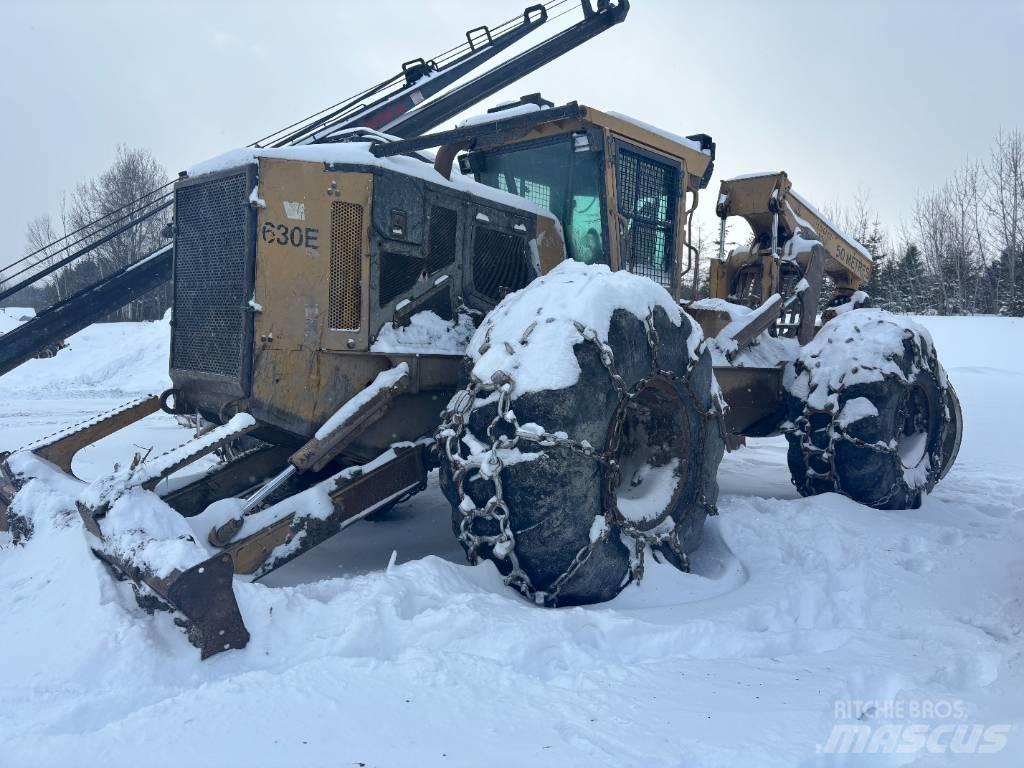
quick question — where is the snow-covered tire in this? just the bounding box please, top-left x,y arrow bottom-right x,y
437,263 -> 725,606
785,308 -> 962,509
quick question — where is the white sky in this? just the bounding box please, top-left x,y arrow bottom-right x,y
1,0 -> 1021,267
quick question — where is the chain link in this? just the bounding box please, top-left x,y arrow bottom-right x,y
437,316 -> 725,605
786,333 -> 949,505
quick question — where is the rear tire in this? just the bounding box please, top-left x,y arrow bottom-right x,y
785,309 -> 961,509
438,281 -> 725,606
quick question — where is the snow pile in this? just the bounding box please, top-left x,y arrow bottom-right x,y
0,306 -> 35,333
469,261 -> 699,397
788,309 -> 937,410
370,310 -> 476,355
0,312 -> 171,397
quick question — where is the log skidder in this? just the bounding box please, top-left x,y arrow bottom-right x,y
785,308 -> 963,510
437,263 -> 726,606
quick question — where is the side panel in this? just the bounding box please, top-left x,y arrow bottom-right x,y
250,160 -> 372,435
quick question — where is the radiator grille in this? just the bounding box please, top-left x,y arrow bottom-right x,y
472,227 -> 533,302
426,206 -> 458,274
329,201 -> 363,331
379,251 -> 425,306
172,171 -> 250,380
616,147 -> 679,288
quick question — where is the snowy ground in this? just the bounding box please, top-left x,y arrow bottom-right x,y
1,312 -> 1022,767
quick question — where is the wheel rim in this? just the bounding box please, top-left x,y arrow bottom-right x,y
605,377 -> 691,532
897,384 -> 932,480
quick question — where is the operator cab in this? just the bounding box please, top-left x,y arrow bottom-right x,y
447,98 -> 715,298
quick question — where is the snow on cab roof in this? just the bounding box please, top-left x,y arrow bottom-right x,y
457,102 -> 542,128
449,101 -> 710,156
187,139 -> 557,222
605,111 -> 708,155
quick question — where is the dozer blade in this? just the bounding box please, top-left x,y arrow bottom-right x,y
88,541 -> 250,660
0,395 -> 162,535
3,404 -> 259,660
74,413 -> 259,658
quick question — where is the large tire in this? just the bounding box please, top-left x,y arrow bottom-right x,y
437,266 -> 725,607
785,308 -> 962,509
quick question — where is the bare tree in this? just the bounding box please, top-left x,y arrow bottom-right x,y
67,145 -> 170,320
984,129 -> 1024,314
911,163 -> 987,315
21,195 -> 79,304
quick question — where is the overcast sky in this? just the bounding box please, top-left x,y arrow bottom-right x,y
2,0 -> 1021,266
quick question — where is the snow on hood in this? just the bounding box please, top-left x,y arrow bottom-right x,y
188,142 -> 556,223
468,261 -> 698,398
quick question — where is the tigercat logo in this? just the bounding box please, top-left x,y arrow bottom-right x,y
283,201 -> 305,221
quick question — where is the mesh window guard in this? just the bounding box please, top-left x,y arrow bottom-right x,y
616,146 -> 679,289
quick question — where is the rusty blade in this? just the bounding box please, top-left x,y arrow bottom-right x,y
84,514 -> 251,659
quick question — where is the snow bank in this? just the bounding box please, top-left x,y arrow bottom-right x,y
0,312 -> 171,397
0,306 -> 35,334
469,261 -> 696,397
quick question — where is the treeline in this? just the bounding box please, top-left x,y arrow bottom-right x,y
1,146 -> 171,321
836,129 -> 1023,316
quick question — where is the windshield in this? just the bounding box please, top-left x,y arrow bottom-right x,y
474,137 -> 606,265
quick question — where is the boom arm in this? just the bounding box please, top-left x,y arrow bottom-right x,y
715,171 -> 873,292
383,0 -> 629,139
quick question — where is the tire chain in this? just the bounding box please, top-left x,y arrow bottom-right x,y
436,312 -> 726,606
786,331 -> 951,506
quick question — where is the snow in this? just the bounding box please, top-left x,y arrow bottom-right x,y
188,141 -> 558,224
370,310 -> 476,355
690,297 -> 798,368
469,261 -> 695,398
789,309 -> 935,411
615,458 -> 681,524
0,305 -> 35,333
313,363 -> 408,440
247,185 -> 265,209
837,396 -> 880,428
1,312 -> 1023,765
0,311 -> 171,399
457,102 -> 541,128
790,189 -> 873,262
724,171 -> 780,182
606,110 -> 707,154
